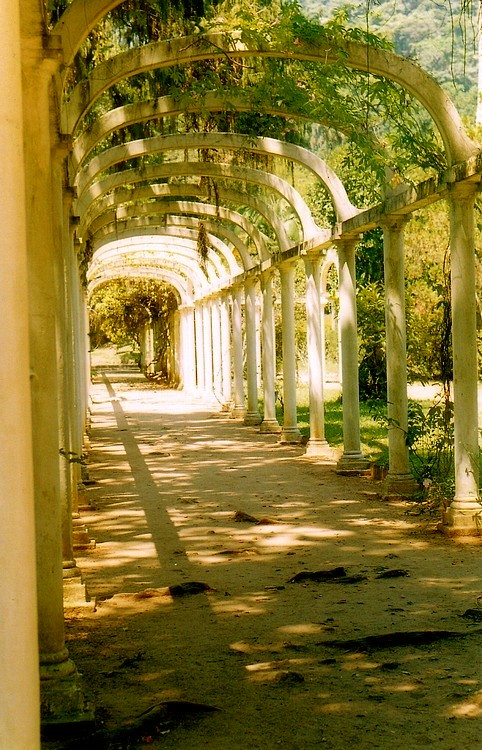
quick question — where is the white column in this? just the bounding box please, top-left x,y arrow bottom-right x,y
23,50 -> 91,723
442,182 -> 482,535
244,278 -> 262,425
303,254 -> 330,456
0,3 -> 40,744
211,296 -> 223,405
180,305 -> 196,392
202,300 -> 214,403
194,301 -> 205,395
382,216 -> 418,497
336,240 -> 370,472
231,284 -> 246,418
279,261 -> 302,443
259,270 -> 281,433
220,292 -> 232,409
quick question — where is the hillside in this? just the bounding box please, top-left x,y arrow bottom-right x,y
300,0 -> 479,121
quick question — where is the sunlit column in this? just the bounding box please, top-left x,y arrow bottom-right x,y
303,253 -> 330,456
231,284 -> 246,418
0,3 -> 40,743
382,216 -> 418,497
279,261 -> 302,443
442,182 -> 481,535
202,299 -> 214,403
180,304 -> 196,392
336,239 -> 370,473
194,301 -> 205,395
220,292 -> 232,409
211,295 -> 223,405
244,278 -> 262,425
22,39 -> 91,723
259,270 -> 281,433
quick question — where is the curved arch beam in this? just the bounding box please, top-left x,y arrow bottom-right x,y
89,238 -> 213,292
73,130 -> 358,222
81,182 -> 291,257
62,32 -> 477,164
76,161 -> 320,244
87,267 -> 191,305
87,202 -> 270,263
90,224 -> 234,280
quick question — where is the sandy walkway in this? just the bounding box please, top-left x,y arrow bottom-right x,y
46,369 -> 481,749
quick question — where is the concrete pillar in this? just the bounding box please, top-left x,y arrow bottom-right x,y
279,261 -> 302,443
231,284 -> 246,418
194,301 -> 205,395
180,305 -> 196,392
335,240 -> 370,473
259,271 -> 281,433
303,254 -> 330,456
202,300 -> 214,403
442,182 -> 482,535
0,2 -> 40,743
220,293 -> 232,409
244,279 -> 262,425
382,216 -> 418,498
211,296 -> 223,405
21,32 -> 91,725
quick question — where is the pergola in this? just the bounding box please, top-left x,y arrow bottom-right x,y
1,0 -> 480,742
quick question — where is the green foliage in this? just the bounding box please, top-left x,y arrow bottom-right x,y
89,278 -> 178,348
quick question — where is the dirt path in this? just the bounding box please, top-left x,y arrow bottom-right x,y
45,369 -> 481,749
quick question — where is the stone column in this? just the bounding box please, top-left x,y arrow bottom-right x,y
244,278 -> 262,425
382,216 -> 418,498
194,301 -> 205,395
21,36 -> 91,724
231,284 -> 246,418
211,296 -> 223,405
259,270 -> 281,433
335,240 -> 370,473
442,182 -> 482,535
180,305 -> 196,392
303,253 -> 330,456
0,3 -> 40,743
279,261 -> 302,443
220,292 -> 232,409
202,300 -> 214,404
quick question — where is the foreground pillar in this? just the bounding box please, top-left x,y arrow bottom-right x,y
231,284 -> 246,418
21,25 -> 92,726
382,216 -> 418,498
279,261 -> 302,443
244,279 -> 262,425
0,4 -> 40,744
442,183 -> 481,535
303,253 -> 330,456
335,240 -> 370,473
259,271 -> 281,433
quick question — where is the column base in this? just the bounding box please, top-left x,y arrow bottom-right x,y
336,451 -> 372,475
244,411 -> 262,426
40,653 -> 94,730
305,438 -> 335,458
439,501 -> 482,537
230,405 -> 246,420
259,419 -> 282,434
72,516 -> 95,552
63,576 -> 91,608
279,427 -> 302,444
383,472 -> 419,500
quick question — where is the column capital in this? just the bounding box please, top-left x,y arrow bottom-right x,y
379,213 -> 410,232
278,257 -> 298,272
446,179 -> 479,204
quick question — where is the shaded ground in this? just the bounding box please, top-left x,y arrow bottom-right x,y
45,368 -> 481,749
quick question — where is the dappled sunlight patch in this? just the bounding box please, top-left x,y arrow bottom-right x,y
276,622 -> 326,636
211,594 -> 270,617
443,690 -> 482,719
